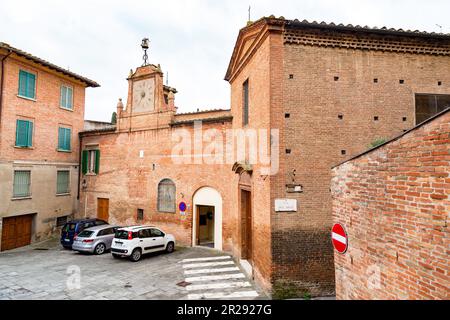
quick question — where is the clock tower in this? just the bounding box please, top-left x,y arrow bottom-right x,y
116,63 -> 177,132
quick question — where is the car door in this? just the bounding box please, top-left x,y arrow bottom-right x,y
149,228 -> 166,252
96,228 -> 112,249
138,229 -> 152,252
103,228 -> 115,249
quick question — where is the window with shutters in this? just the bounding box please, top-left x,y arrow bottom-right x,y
18,70 -> 36,100
15,119 -> 33,148
56,170 -> 70,195
243,79 -> 249,126
13,170 -> 31,198
81,149 -> 100,175
60,85 -> 73,110
157,179 -> 176,213
58,127 -> 71,151
415,94 -> 450,125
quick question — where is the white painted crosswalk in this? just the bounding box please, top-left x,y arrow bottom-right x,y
181,254 -> 260,300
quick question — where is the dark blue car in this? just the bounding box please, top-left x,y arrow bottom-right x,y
60,219 -> 108,249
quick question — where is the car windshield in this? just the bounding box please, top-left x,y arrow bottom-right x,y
63,223 -> 76,232
115,230 -> 129,240
77,230 -> 94,238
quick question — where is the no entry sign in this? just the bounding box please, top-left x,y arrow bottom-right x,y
332,223 -> 348,254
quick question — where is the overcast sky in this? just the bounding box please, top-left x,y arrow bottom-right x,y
1,0 -> 449,121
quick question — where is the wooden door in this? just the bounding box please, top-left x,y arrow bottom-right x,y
240,190 -> 252,261
97,198 -> 109,222
1,215 -> 33,251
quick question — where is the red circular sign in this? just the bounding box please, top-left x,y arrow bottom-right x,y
332,223 -> 348,254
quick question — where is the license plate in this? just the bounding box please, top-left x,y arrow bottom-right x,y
64,239 -> 70,242
115,241 -> 123,246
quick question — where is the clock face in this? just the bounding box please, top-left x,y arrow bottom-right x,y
132,78 -> 155,112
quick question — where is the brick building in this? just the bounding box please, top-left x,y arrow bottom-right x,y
79,17 -> 450,296
0,43 -> 99,251
331,109 -> 449,300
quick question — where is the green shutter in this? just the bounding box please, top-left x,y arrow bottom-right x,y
27,121 -> 33,147
65,128 -> 71,150
16,120 -> 32,147
94,150 -> 100,174
58,127 -> 64,150
67,87 -> 73,109
60,86 -> 67,107
27,73 -> 36,99
82,150 -> 88,175
18,71 -> 27,97
18,70 -> 35,99
58,127 -> 71,151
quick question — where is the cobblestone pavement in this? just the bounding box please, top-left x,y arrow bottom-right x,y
0,238 -> 267,300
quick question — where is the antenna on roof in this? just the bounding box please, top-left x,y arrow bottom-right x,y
248,5 -> 251,22
436,24 -> 443,32
166,71 -> 169,86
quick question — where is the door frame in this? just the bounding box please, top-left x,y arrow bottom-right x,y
239,186 -> 253,261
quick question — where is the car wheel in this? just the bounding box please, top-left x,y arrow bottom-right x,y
130,248 -> 142,262
112,253 -> 121,259
94,243 -> 106,255
166,242 -> 175,253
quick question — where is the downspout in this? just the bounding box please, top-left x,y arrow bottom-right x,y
77,132 -> 83,200
0,50 -> 13,126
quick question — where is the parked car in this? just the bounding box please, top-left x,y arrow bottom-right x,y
60,219 -> 108,249
111,226 -> 175,262
72,225 -> 120,255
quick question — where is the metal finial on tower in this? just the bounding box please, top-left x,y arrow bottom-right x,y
141,38 -> 150,66
248,5 -> 251,22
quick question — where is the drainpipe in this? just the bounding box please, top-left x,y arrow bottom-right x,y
0,50 -> 13,125
77,132 -> 83,200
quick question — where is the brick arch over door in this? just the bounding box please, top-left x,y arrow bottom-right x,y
192,187 -> 223,251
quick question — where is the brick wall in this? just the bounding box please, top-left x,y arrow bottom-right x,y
272,26 -> 450,297
331,110 -> 449,300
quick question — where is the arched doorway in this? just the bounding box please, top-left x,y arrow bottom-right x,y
192,187 -> 223,251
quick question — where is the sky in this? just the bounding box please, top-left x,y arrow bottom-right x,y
1,0 -> 449,121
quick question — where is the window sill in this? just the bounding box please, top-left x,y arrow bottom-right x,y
158,211 -> 176,214
17,95 -> 36,102
14,146 -> 34,150
85,172 -> 97,176
56,193 -> 71,197
60,106 -> 74,112
11,196 -> 32,201
57,149 -> 72,153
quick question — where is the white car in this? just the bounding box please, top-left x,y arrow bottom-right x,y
111,226 -> 175,262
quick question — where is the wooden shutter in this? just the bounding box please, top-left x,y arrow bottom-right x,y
27,73 -> 36,99
94,150 -> 100,174
18,71 -> 27,97
60,86 -> 67,107
82,150 -> 88,174
67,87 -> 73,109
65,128 -> 71,150
16,120 -> 32,147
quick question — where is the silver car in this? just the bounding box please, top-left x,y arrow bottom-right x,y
72,225 -> 119,255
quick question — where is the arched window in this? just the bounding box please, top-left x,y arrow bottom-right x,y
157,179 -> 176,213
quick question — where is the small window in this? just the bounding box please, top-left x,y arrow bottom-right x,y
82,150 -> 100,175
56,170 -> 70,195
341,150 -> 347,155
150,228 -> 164,237
415,94 -> 450,124
56,216 -> 68,227
58,127 -> 71,151
157,179 -> 176,213
137,209 -> 144,221
18,70 -> 36,99
243,79 -> 249,126
60,85 -> 73,110
13,170 -> 31,198
15,119 -> 33,147
289,74 -> 294,79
